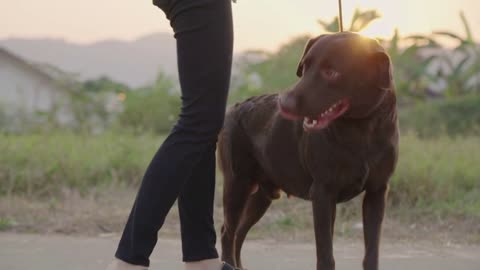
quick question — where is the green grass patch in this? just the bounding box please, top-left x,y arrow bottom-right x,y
0,131 -> 162,196
0,131 -> 478,219
390,133 -> 480,217
0,217 -> 15,231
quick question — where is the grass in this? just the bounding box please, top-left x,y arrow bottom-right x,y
0,131 -> 162,196
389,133 -> 480,217
0,217 -> 15,231
0,130 -> 478,240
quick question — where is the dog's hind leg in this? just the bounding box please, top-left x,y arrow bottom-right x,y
218,116 -> 259,267
234,186 -> 272,269
221,172 -> 254,267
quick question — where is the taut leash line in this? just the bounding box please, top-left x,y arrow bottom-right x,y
338,0 -> 344,32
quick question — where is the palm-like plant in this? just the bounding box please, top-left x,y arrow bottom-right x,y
387,30 -> 442,102
433,11 -> 480,96
318,8 -> 381,32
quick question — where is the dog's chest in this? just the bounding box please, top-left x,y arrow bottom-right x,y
250,119 -> 314,198
333,159 -> 370,203
304,131 -> 382,202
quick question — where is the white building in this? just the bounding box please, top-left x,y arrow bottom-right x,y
0,47 -> 74,126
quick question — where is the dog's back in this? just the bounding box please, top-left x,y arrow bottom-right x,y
218,94 -> 278,179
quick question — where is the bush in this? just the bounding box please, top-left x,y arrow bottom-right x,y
117,73 -> 180,134
229,36 -> 309,104
399,94 -> 480,137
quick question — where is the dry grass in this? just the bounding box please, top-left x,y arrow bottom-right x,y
1,184 -> 478,245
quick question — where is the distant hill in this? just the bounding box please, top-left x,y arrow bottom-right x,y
0,33 -> 177,88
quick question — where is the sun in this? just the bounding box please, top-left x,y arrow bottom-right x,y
358,21 -> 396,39
341,0 -> 401,39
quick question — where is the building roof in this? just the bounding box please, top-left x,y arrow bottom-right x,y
0,47 -> 58,85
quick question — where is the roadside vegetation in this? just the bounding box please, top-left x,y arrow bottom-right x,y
0,9 -> 479,241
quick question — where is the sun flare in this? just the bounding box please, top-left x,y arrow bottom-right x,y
358,21 -> 397,39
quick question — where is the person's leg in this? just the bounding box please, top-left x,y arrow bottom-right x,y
172,0 -> 234,261
114,0 -> 233,267
178,145 -> 218,261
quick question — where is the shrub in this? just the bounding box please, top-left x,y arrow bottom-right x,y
117,73 -> 180,134
399,94 -> 480,137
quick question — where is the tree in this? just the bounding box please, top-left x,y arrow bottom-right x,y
82,76 -> 130,93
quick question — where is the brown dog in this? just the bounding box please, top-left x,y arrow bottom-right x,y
218,32 -> 399,270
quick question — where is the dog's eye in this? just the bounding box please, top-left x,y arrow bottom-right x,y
321,69 -> 340,81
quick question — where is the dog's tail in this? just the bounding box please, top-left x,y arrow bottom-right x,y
217,127 -> 229,176
217,110 -> 235,178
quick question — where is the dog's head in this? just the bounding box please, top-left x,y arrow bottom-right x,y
278,32 -> 394,132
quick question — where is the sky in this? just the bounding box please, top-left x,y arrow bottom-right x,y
1,0 -> 479,52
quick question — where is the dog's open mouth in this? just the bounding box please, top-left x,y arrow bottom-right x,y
302,99 -> 350,131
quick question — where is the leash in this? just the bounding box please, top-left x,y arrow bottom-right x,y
338,0 -> 344,32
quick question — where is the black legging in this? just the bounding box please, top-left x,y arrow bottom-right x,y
115,0 -> 233,266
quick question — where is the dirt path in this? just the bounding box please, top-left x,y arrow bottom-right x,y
1,233 -> 479,270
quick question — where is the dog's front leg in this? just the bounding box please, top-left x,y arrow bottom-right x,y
312,189 -> 336,270
362,186 -> 388,270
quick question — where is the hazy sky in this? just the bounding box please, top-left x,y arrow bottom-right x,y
2,0 -> 479,52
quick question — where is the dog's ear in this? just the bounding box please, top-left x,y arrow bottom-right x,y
371,51 -> 393,90
296,37 -> 321,77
